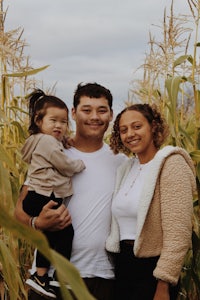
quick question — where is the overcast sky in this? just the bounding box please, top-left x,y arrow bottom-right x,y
4,0 -> 190,113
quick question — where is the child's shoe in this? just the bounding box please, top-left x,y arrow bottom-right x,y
49,271 -> 72,290
26,272 -> 56,299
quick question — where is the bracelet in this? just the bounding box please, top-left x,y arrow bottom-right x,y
30,217 -> 37,229
29,217 -> 33,227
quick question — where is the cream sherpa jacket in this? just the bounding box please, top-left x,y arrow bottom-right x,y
106,146 -> 196,285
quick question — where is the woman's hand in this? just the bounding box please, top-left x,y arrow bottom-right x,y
35,200 -> 72,231
153,280 -> 170,300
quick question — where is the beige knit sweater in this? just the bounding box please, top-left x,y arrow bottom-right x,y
106,146 -> 197,285
22,133 -> 85,198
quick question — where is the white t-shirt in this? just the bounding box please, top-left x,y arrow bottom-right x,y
65,143 -> 126,279
112,158 -> 154,241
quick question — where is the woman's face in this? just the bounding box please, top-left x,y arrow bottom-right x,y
119,110 -> 157,163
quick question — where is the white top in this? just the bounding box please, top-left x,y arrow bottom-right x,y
112,158 -> 153,241
65,144 -> 126,279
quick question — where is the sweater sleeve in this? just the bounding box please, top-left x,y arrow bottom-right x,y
153,154 -> 195,284
37,135 -> 85,177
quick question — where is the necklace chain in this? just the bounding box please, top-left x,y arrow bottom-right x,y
124,162 -> 142,196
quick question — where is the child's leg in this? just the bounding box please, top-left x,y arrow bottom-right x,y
22,191 -> 46,216
47,225 -> 74,289
26,247 -> 56,298
45,195 -> 74,259
23,192 -> 54,272
36,250 -> 50,276
56,224 -> 74,260
23,192 -> 56,298
45,224 -> 74,260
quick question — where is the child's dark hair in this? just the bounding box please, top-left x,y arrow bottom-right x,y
110,103 -> 169,155
73,82 -> 113,110
28,89 -> 69,135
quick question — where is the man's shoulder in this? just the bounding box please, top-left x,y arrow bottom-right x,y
64,143 -> 127,163
103,143 -> 128,163
64,146 -> 77,155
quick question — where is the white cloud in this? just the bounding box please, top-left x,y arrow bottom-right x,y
4,0 -> 191,112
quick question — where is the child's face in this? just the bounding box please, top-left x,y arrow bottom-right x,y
38,107 -> 68,141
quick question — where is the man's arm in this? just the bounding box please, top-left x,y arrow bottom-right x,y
14,185 -> 31,225
14,185 -> 72,231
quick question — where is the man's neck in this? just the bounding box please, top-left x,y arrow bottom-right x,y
73,136 -> 104,153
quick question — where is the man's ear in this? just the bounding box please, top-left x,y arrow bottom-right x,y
71,107 -> 76,121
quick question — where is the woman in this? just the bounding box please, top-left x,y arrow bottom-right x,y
106,104 -> 196,300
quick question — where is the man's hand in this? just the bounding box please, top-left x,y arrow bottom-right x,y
14,185 -> 72,231
36,200 -> 72,231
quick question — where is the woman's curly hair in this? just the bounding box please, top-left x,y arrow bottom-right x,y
110,103 -> 169,155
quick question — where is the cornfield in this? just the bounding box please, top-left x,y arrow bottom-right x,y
0,0 -> 200,299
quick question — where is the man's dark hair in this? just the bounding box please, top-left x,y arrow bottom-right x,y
73,82 -> 113,109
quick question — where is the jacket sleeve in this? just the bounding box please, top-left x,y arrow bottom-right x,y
37,135 -> 85,177
153,154 -> 195,284
106,159 -> 132,253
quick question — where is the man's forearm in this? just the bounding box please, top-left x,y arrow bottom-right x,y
14,185 -> 31,226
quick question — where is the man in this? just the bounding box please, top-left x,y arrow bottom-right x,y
15,83 -> 126,300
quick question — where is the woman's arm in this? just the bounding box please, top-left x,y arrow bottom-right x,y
14,185 -> 72,231
153,280 -> 169,300
153,154 -> 194,284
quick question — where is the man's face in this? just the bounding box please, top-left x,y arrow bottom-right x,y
72,96 -> 113,140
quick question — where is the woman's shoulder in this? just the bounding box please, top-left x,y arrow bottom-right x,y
117,156 -> 136,173
157,146 -> 195,174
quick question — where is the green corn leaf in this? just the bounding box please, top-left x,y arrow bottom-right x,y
0,161 -> 13,211
0,240 -> 27,299
173,55 -> 193,67
190,150 -> 200,162
0,145 -> 19,176
0,204 -> 95,300
196,162 -> 200,182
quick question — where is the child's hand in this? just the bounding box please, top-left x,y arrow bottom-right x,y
62,135 -> 75,149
